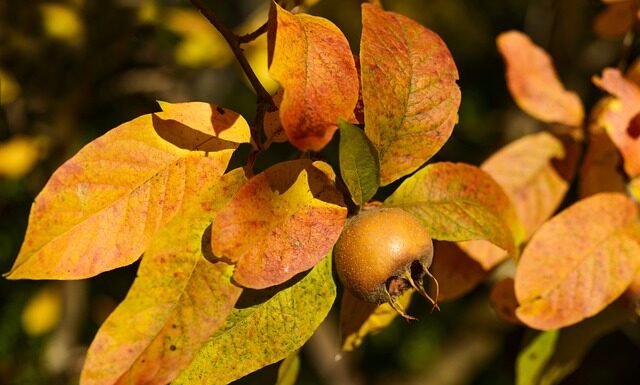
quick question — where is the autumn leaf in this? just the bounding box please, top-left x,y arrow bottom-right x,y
338,120 -> 379,206
385,162 -> 523,257
340,289 -> 413,351
263,88 -> 288,147
212,159 -> 346,289
0,136 -> 45,179
21,284 -> 62,337
267,1 -> 359,151
431,241 -> 486,302
80,169 -> 246,385
579,97 -> 626,197
360,3 -> 460,186
6,101 -> 249,280
459,132 -> 568,269
490,277 -> 521,325
497,31 -> 584,127
515,193 -> 640,330
173,255 -> 335,385
275,353 -> 300,385
593,0 -> 639,38
593,68 -> 640,177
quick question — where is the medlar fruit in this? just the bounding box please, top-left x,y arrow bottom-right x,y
334,207 -> 438,318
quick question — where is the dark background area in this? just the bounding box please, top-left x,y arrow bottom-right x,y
1,0 -> 638,384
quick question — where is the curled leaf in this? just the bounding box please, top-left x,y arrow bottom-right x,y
267,1 -> 359,151
593,68 -> 640,177
212,160 -> 346,289
338,120 -> 379,206
361,3 -> 460,185
515,193 -> 640,330
431,241 -> 487,302
497,31 -> 584,127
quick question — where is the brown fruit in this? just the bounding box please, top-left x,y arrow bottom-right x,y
333,207 -> 438,317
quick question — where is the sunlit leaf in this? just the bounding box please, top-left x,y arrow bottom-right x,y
431,241 -> 487,302
516,330 -> 559,385
338,120 -> 379,206
80,169 -> 246,385
212,160 -> 346,289
163,7 -> 233,68
174,255 -> 335,385
39,3 -> 84,45
497,31 -> 584,127
459,132 -> 568,269
340,289 -> 412,351
275,352 -> 300,385
268,1 -> 359,151
385,162 -> 523,257
21,284 -> 61,337
0,136 -> 44,179
593,68 -> 640,177
6,102 -> 249,280
515,193 -> 640,330
263,88 -> 288,146
360,3 -> 460,185
0,69 -> 21,105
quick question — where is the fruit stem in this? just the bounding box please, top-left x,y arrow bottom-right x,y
384,288 -> 417,321
403,270 -> 440,312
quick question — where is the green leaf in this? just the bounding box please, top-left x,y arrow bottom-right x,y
385,162 -> 523,256
173,254 -> 336,385
275,353 -> 300,385
338,120 -> 379,205
539,304 -> 633,385
516,330 -> 559,385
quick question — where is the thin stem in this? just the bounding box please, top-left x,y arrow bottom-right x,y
188,0 -> 273,106
237,21 -> 268,44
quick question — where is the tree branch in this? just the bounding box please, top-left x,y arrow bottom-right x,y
237,21 -> 268,44
188,0 -> 273,107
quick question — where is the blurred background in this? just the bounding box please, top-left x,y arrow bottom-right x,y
1,0 -> 639,384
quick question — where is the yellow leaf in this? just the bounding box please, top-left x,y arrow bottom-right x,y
0,136 -> 42,179
39,3 -> 84,45
22,284 -> 62,336
163,8 -> 233,68
0,69 -> 21,105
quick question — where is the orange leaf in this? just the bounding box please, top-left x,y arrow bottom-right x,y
490,278 -> 522,325
515,193 -> 640,330
212,160 -> 346,289
6,102 -> 249,280
459,132 -> 568,269
431,241 -> 487,302
267,2 -> 358,151
594,1 -> 638,38
593,68 -> 640,177
497,31 -> 584,127
579,97 -> 626,197
361,3 -> 460,186
81,169 -> 246,385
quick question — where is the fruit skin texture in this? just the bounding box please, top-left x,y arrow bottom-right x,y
334,207 -> 434,304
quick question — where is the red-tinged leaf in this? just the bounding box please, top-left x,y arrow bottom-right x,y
431,241 -> 487,302
490,277 -> 522,325
579,97 -> 627,197
385,162 -> 524,257
593,68 -> 640,177
263,89 -> 287,147
267,1 -> 358,151
173,255 -> 335,385
81,169 -> 247,385
361,3 -> 460,186
459,132 -> 568,269
340,289 -> 413,351
515,193 -> 640,330
212,160 -> 346,289
6,102 -> 250,280
497,31 -> 584,127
